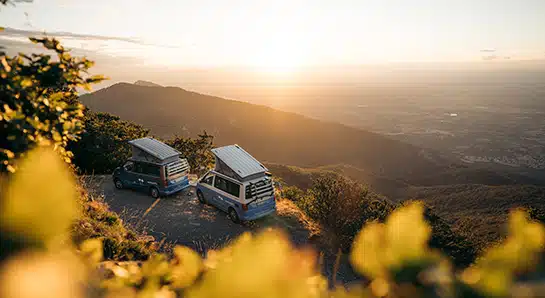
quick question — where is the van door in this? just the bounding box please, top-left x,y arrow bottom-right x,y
199,173 -> 217,204
121,161 -> 138,189
213,175 -> 242,211
132,162 -> 147,190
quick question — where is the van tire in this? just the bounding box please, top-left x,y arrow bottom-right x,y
150,187 -> 160,199
228,208 -> 240,224
114,179 -> 123,189
197,190 -> 206,204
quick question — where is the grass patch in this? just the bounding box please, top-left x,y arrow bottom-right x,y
71,184 -> 157,261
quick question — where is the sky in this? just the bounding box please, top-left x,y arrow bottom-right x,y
1,0 -> 545,69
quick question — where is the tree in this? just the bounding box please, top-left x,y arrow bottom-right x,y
296,172 -> 393,250
166,132 -> 215,176
0,37 -> 105,173
68,110 -> 149,174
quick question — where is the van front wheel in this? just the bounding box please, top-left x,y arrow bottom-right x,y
228,208 -> 240,224
150,187 -> 160,199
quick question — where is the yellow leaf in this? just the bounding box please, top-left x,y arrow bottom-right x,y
170,246 -> 203,288
350,222 -> 385,278
0,250 -> 85,298
386,202 -> 430,264
1,147 -> 79,244
188,229 -> 324,298
80,238 -> 103,265
2,149 -> 15,159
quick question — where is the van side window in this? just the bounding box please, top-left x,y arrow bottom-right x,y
124,161 -> 134,172
134,162 -> 144,174
134,162 -> 160,177
143,163 -> 160,177
214,176 -> 240,198
203,175 -> 214,185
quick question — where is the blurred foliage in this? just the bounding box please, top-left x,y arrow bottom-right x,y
0,36 -> 105,173
165,132 -> 215,176
2,149 -> 545,298
68,110 -> 149,174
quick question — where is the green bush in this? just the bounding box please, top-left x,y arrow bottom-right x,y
165,132 -> 215,176
287,172 -> 479,266
294,172 -> 394,250
0,37 -> 104,173
68,111 -> 215,175
69,110 -> 149,174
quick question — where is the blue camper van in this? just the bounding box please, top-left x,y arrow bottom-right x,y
196,145 -> 276,223
112,138 -> 191,198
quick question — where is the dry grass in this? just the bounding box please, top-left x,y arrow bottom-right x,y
275,199 -> 323,240
72,177 -> 159,261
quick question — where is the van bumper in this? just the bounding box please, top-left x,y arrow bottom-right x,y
240,206 -> 276,221
161,178 -> 190,196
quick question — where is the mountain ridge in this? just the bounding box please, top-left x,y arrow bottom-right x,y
79,82 -> 530,189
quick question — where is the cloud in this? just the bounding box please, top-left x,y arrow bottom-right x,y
1,27 -> 180,49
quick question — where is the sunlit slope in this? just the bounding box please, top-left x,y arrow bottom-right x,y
80,82 -> 521,187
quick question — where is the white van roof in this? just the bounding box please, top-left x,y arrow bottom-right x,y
211,145 -> 268,180
129,137 -> 181,161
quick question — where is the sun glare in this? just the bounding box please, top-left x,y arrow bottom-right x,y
250,37 -> 307,74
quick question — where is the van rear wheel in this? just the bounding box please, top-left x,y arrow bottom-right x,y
150,187 -> 160,199
114,179 -> 123,189
197,190 -> 206,204
228,208 -> 240,224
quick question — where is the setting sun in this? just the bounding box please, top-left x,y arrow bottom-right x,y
250,46 -> 304,74
248,30 -> 309,74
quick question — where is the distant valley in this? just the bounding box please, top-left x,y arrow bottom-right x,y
80,82 -> 543,194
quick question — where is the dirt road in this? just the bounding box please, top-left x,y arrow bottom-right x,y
85,175 -> 360,284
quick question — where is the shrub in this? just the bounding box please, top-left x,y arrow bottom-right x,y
295,172 -> 394,250
69,110 -> 149,174
0,37 -> 104,173
281,185 -> 306,202
288,173 -> 479,266
165,132 -> 215,176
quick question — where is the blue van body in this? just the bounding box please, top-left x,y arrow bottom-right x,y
113,160 -> 190,197
196,171 -> 276,221
112,138 -> 191,198
195,145 -> 276,222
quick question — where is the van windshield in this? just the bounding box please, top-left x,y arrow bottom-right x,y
166,158 -> 190,179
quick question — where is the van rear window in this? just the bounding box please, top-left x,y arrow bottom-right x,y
246,178 -> 274,199
166,158 -> 190,178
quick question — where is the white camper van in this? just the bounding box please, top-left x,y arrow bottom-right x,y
196,145 -> 276,223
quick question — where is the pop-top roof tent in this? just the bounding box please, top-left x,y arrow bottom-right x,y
129,137 -> 183,164
211,144 -> 269,182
